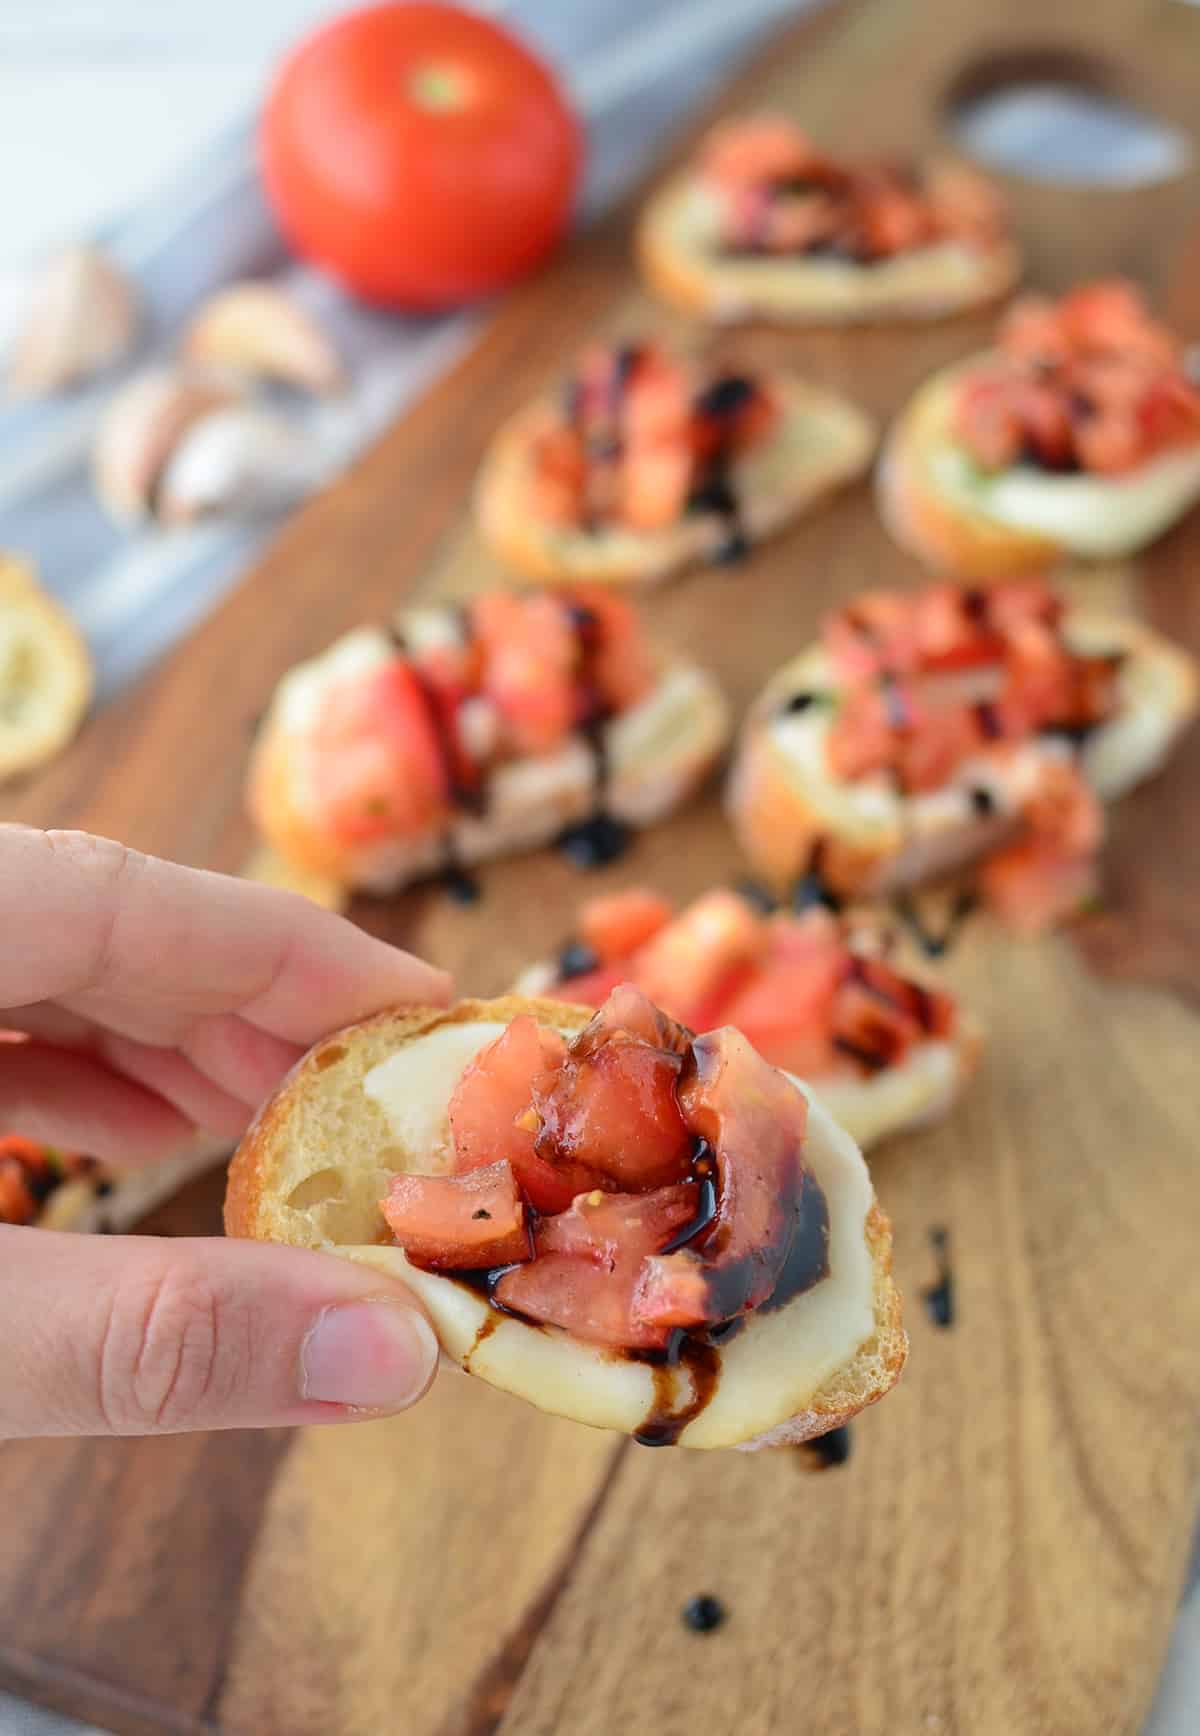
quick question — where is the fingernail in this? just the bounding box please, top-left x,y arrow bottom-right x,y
301,1299 -> 438,1411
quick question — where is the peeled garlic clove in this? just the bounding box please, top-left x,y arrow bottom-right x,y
8,245 -> 140,398
0,553 -> 92,781
156,405 -> 325,526
182,283 -> 343,395
93,367 -> 245,523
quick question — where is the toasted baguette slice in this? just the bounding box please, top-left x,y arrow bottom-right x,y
226,996 -> 907,1451
879,357 -> 1200,576
728,610 -> 1198,898
637,172 -> 1021,326
0,554 -> 92,781
32,1144 -> 224,1234
476,373 -> 875,587
514,960 -> 982,1153
250,639 -> 731,891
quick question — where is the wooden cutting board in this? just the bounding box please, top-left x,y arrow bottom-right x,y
4,0 -> 1200,1731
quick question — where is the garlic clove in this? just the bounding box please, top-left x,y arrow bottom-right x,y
182,282 -> 343,395
8,245 -> 140,399
0,553 -> 93,781
155,404 -> 325,526
92,367 -> 245,523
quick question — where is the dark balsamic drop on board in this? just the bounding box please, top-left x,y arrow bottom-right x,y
798,1424 -> 853,1469
682,1594 -> 727,1633
894,890 -> 975,959
922,1227 -> 955,1328
557,812 -> 632,870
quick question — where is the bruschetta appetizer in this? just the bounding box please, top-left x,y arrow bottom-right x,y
0,1133 -> 218,1233
226,988 -> 906,1450
514,887 -> 979,1151
475,339 -> 874,586
248,585 -> 730,894
0,554 -> 92,782
728,576 -> 1197,932
879,281 -> 1200,575
637,114 -> 1019,326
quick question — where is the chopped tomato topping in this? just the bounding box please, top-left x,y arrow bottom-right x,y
697,115 -> 1006,260
308,660 -> 450,843
493,1251 -> 670,1351
448,1016 -> 585,1214
578,888 -> 674,963
978,836 -> 1098,935
955,281 -> 1200,478
380,1160 -> 530,1270
537,1183 -> 700,1266
470,591 -> 579,757
719,909 -> 847,1077
553,891 -> 956,1079
529,341 -> 776,537
822,577 -> 1118,795
566,586 -> 656,717
0,1138 -> 98,1227
532,1028 -> 693,1191
635,1027 -> 811,1331
633,888 -> 768,1027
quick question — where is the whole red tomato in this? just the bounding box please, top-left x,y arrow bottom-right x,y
260,2 -> 583,310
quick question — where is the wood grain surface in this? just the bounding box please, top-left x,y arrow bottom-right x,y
3,0 -> 1200,1732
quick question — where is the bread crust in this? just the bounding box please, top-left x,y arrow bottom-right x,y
728,610 -> 1199,898
226,995 -> 907,1449
0,554 -> 93,781
636,171 -> 1021,326
475,373 -> 875,586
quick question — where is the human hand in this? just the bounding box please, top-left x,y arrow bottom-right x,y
0,826 -> 449,1439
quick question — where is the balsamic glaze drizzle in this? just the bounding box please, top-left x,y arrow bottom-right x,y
686,373 -> 756,565
894,889 -> 976,960
791,840 -> 843,914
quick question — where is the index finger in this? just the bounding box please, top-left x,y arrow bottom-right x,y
0,828 -> 451,1045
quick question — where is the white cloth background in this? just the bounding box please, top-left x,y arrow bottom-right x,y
0,3 -> 1195,1732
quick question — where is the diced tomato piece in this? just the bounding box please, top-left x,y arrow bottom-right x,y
565,585 -> 656,717
533,1032 -> 692,1191
0,1160 -> 36,1225
471,592 -> 578,756
824,590 -> 922,681
719,910 -> 846,1075
893,702 -> 983,794
578,888 -> 674,964
537,1182 -> 700,1266
623,350 -> 692,449
448,1017 -> 586,1214
984,578 -> 1060,635
618,443 -> 692,531
579,982 -> 692,1056
1022,761 -> 1104,855
380,1161 -> 531,1270
530,425 -> 587,525
997,295 -> 1071,368
639,1027 -> 811,1329
825,688 -> 896,781
979,837 -> 1098,935
632,1253 -> 712,1332
853,175 -> 935,258
701,114 -> 820,188
309,659 -> 449,843
493,1251 -> 672,1351
1059,281 -> 1177,368
953,372 -> 1025,471
632,891 -> 768,1028
1074,407 -> 1144,476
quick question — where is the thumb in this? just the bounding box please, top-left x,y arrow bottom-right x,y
0,1226 -> 440,1439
